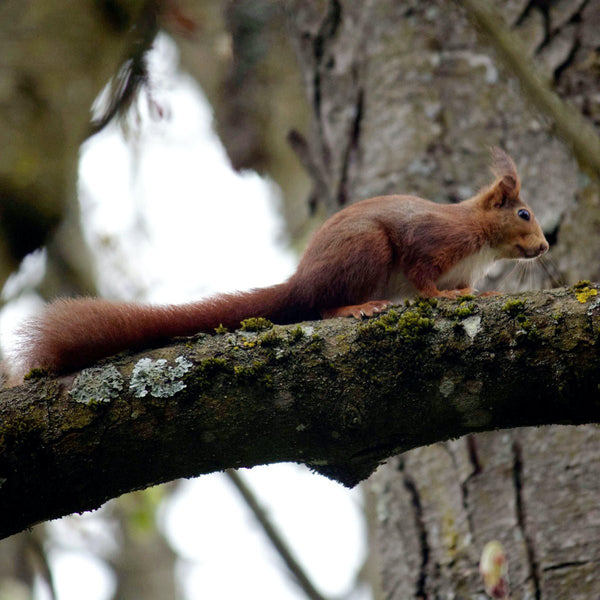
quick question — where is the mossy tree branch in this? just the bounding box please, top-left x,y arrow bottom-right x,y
0,286 -> 599,539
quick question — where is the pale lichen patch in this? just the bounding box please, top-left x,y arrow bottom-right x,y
130,356 -> 193,398
462,315 -> 482,339
300,325 -> 315,337
586,296 -> 600,317
201,431 -> 216,443
274,391 -> 294,409
439,378 -> 455,398
69,365 -> 124,404
435,318 -> 455,334
452,383 -> 490,428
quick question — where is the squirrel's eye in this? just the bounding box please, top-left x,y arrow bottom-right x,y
518,209 -> 530,221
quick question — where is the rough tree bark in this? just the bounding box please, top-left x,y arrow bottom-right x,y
0,288 -> 599,540
284,0 -> 600,598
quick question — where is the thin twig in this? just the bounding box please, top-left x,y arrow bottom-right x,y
88,0 -> 160,136
27,528 -> 57,600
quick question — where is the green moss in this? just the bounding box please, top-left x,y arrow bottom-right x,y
516,314 -> 540,343
23,367 -> 48,380
415,297 -> 439,310
214,323 -> 229,334
200,357 -> 229,370
573,280 -> 592,289
193,357 -> 233,388
365,308 -> 401,333
307,333 -> 324,353
259,329 -> 283,347
192,355 -> 276,389
234,360 -> 272,387
396,311 -> 435,343
358,304 -> 434,343
0,419 -> 28,440
289,326 -> 305,342
260,374 -> 274,387
456,294 -> 476,302
453,301 -> 476,318
0,412 -> 44,449
502,299 -> 527,316
234,360 -> 265,377
240,317 -> 273,332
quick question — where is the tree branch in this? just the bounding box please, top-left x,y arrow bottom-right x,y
0,286 -> 599,539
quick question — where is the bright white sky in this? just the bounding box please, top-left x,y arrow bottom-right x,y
4,34 -> 370,600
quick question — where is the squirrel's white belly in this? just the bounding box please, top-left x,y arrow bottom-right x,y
437,246 -> 499,290
379,245 -> 500,301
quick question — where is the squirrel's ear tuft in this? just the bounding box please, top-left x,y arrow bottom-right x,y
477,148 -> 521,210
490,147 -> 520,200
490,147 -> 518,181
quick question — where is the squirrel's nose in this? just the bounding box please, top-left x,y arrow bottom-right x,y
539,242 -> 549,255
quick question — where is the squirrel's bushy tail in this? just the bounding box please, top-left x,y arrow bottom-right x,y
11,282 -> 312,376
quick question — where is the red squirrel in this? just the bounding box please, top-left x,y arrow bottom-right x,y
11,148 -> 548,376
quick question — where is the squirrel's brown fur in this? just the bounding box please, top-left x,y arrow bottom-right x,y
10,148 -> 548,376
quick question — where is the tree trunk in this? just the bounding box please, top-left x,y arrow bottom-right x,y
285,0 -> 600,597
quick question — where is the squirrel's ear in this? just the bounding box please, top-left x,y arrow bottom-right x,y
490,147 -> 521,201
479,183 -> 506,210
498,173 -> 519,200
478,147 -> 521,209
480,175 -> 519,210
